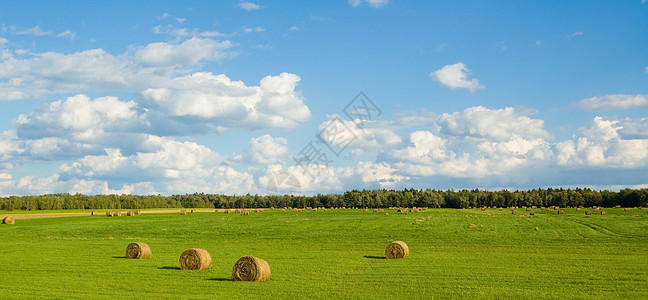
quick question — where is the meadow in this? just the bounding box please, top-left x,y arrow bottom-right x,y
1,207 -> 647,299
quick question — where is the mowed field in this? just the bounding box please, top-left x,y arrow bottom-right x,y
1,207 -> 647,299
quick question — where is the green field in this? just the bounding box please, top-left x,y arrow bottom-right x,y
1,208 -> 647,299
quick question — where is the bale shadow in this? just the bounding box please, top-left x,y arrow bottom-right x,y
207,278 -> 231,282
111,256 -> 128,259
158,266 -> 182,270
363,255 -> 386,259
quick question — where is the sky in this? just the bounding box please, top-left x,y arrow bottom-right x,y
0,0 -> 647,196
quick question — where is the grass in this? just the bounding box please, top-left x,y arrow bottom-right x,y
1,207 -> 647,299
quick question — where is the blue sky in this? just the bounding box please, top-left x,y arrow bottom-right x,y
0,0 -> 647,196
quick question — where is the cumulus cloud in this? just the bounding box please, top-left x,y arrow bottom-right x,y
243,26 -> 265,33
576,94 -> 648,111
135,37 -> 233,66
247,135 -> 289,165
140,72 -> 310,130
556,117 -> 648,168
349,0 -> 389,8
0,38 -> 234,100
437,106 -> 549,140
15,25 -> 52,36
238,1 -> 262,10
430,62 -> 484,92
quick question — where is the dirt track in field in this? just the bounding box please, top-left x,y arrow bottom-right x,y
2,209 -> 217,220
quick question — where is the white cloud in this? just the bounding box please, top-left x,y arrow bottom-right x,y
349,0 -> 389,8
289,26 -> 299,32
243,26 -> 265,33
0,38 -> 234,101
437,106 -> 549,140
56,30 -> 76,40
238,1 -> 262,11
430,62 -> 484,92
15,25 -> 52,36
247,135 -> 289,165
135,37 -> 233,66
556,117 -> 648,168
140,72 -> 310,130
157,13 -> 170,20
568,31 -> 584,39
176,18 -> 186,24
576,94 -> 648,111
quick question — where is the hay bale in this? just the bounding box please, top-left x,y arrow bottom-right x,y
2,216 -> 15,225
373,209 -> 378,212
127,211 -> 134,217
558,210 -> 564,214
135,210 -> 141,214
191,209 -> 195,213
180,210 -> 187,215
126,242 -> 151,259
106,211 -> 113,217
498,207 -> 503,211
585,211 -> 592,215
601,211 -> 607,215
242,210 -> 250,215
511,210 -> 516,215
624,208 -> 630,211
385,241 -> 409,259
481,207 -> 486,211
114,211 -> 121,217
281,208 -> 286,212
401,209 -> 408,215
529,210 -> 535,216
232,256 -> 271,282
179,248 -> 211,270
91,211 -> 97,216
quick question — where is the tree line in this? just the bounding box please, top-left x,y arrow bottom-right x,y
0,188 -> 646,211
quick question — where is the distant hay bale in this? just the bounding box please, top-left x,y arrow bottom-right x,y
481,207 -> 486,211
385,241 -> 409,259
529,210 -> 535,215
624,208 -> 630,211
525,207 -> 530,211
373,209 -> 378,212
401,209 -> 408,215
594,207 -> 600,212
558,210 -> 564,215
91,211 -> 97,216
511,210 -> 516,215
576,207 -> 581,211
364,208 -> 368,212
259,209 -> 264,212
191,209 -> 195,213
106,211 -> 113,217
179,248 -> 211,270
385,213 -> 389,216
585,211 -> 592,215
180,210 -> 187,215
232,256 -> 271,282
281,208 -> 286,212
224,209 -> 230,214
498,208 -> 503,211
532,206 -> 537,209
2,216 -> 15,225
135,210 -> 141,214
127,211 -> 134,217
615,205 -> 621,208
601,211 -> 607,215
126,242 -> 151,259
114,211 -> 121,217
242,210 -> 250,215
379,209 -> 384,212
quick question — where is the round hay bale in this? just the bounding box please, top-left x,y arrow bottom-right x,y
576,207 -> 581,211
385,241 -> 409,259
558,210 -> 564,214
180,210 -> 187,215
624,207 -> 630,211
91,211 -> 97,216
529,210 -> 535,216
127,211 -> 134,217
231,256 -> 271,282
114,211 -> 121,217
601,211 -> 607,215
585,211 -> 592,215
3,216 -> 15,224
179,248 -> 211,270
511,210 -> 516,215
126,242 -> 151,259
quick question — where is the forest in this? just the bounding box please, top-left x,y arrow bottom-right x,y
1,188 -> 647,211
